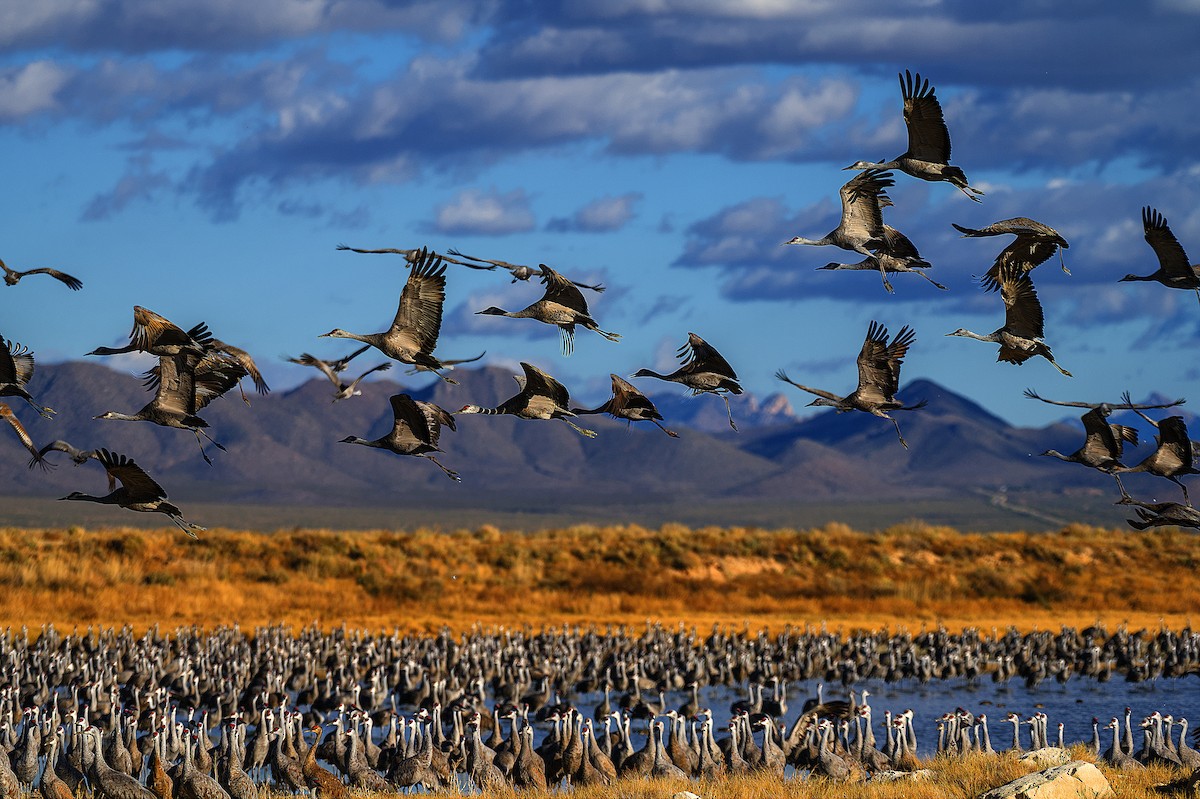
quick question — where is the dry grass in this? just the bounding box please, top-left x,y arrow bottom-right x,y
0,520 -> 1196,633
248,753 -> 1181,798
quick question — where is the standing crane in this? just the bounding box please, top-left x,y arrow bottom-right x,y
1120,206 -> 1200,305
946,265 -> 1071,376
458,362 -> 597,438
845,70 -> 984,201
571,374 -> 678,438
775,321 -> 926,449
633,332 -> 742,431
59,449 -> 206,537
475,265 -> 619,355
320,248 -> 456,382
339,394 -> 461,481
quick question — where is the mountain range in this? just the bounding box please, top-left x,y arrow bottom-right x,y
0,361 -> 1189,531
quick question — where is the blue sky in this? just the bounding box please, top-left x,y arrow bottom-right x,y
2,1 -> 1199,427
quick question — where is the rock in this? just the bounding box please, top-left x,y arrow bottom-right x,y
1018,747 -> 1072,767
873,769 -> 934,781
980,760 -> 1113,799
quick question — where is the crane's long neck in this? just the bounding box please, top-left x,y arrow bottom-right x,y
97,411 -> 141,422
460,405 -> 503,416
87,344 -> 137,356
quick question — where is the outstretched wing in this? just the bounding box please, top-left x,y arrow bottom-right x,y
1,403 -> 48,469
0,340 -> 35,386
18,267 -> 83,290
289,353 -> 340,386
96,449 -> 169,500
388,394 -> 434,446
838,169 -> 892,243
900,69 -> 952,164
390,248 -> 447,353
856,322 -> 914,402
130,306 -> 206,352
1000,270 -> 1045,340
209,339 -> 269,395
1142,207 -> 1198,283
679,332 -> 738,380
519,362 -> 571,408
537,265 -> 591,315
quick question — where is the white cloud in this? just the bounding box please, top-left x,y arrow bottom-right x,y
432,188 -> 536,236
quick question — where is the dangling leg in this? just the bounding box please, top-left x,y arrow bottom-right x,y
721,394 -> 738,432
877,262 -> 894,294
170,514 -> 205,539
915,269 -> 948,290
559,418 -> 597,438
1043,353 -> 1072,378
653,421 -> 679,438
426,456 -> 461,482
1112,474 -> 1131,502
1057,247 -> 1070,276
23,396 -> 54,419
891,417 -> 909,450
1172,476 -> 1190,506
192,429 -> 214,466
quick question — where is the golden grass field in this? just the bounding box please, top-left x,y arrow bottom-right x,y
3,520 -> 1197,797
0,519 -> 1196,634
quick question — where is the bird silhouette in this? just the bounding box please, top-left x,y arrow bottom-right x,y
340,394 -> 460,481
0,256 -> 83,290
633,332 -> 742,431
845,70 -> 983,201
59,449 -> 205,537
776,321 -> 926,449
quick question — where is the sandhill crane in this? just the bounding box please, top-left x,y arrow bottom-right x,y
953,217 -> 1070,291
1,403 -> 50,470
571,374 -> 678,438
1120,207 -> 1200,304
33,440 -> 98,467
0,338 -> 54,418
458,361 -> 597,438
785,169 -> 894,258
449,247 -> 606,291
336,243 -> 496,272
475,264 -> 620,355
845,70 -> 983,201
60,449 -> 205,537
207,339 -> 269,401
1025,391 -> 1185,495
290,352 -> 391,402
340,393 -> 461,481
0,256 -> 82,290
96,353 -> 226,464
633,332 -> 743,430
1117,389 -> 1200,461
1114,415 -> 1199,503
1117,496 -> 1200,530
818,226 -> 946,292
1037,404 -> 1136,495
87,306 -> 212,358
321,247 -> 456,381
775,321 -> 926,449
947,266 -> 1071,376
288,344 -> 370,375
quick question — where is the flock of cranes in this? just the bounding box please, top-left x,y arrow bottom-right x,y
3,67 -> 1200,536
0,621 -> 1195,796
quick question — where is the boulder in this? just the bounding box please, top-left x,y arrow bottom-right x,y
980,760 -> 1112,799
1018,747 -> 1072,767
873,769 -> 934,782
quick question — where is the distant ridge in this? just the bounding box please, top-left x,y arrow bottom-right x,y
0,361 -> 1186,529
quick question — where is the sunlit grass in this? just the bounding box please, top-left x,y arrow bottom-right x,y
246,753 -> 1178,798
0,521 -> 1195,633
